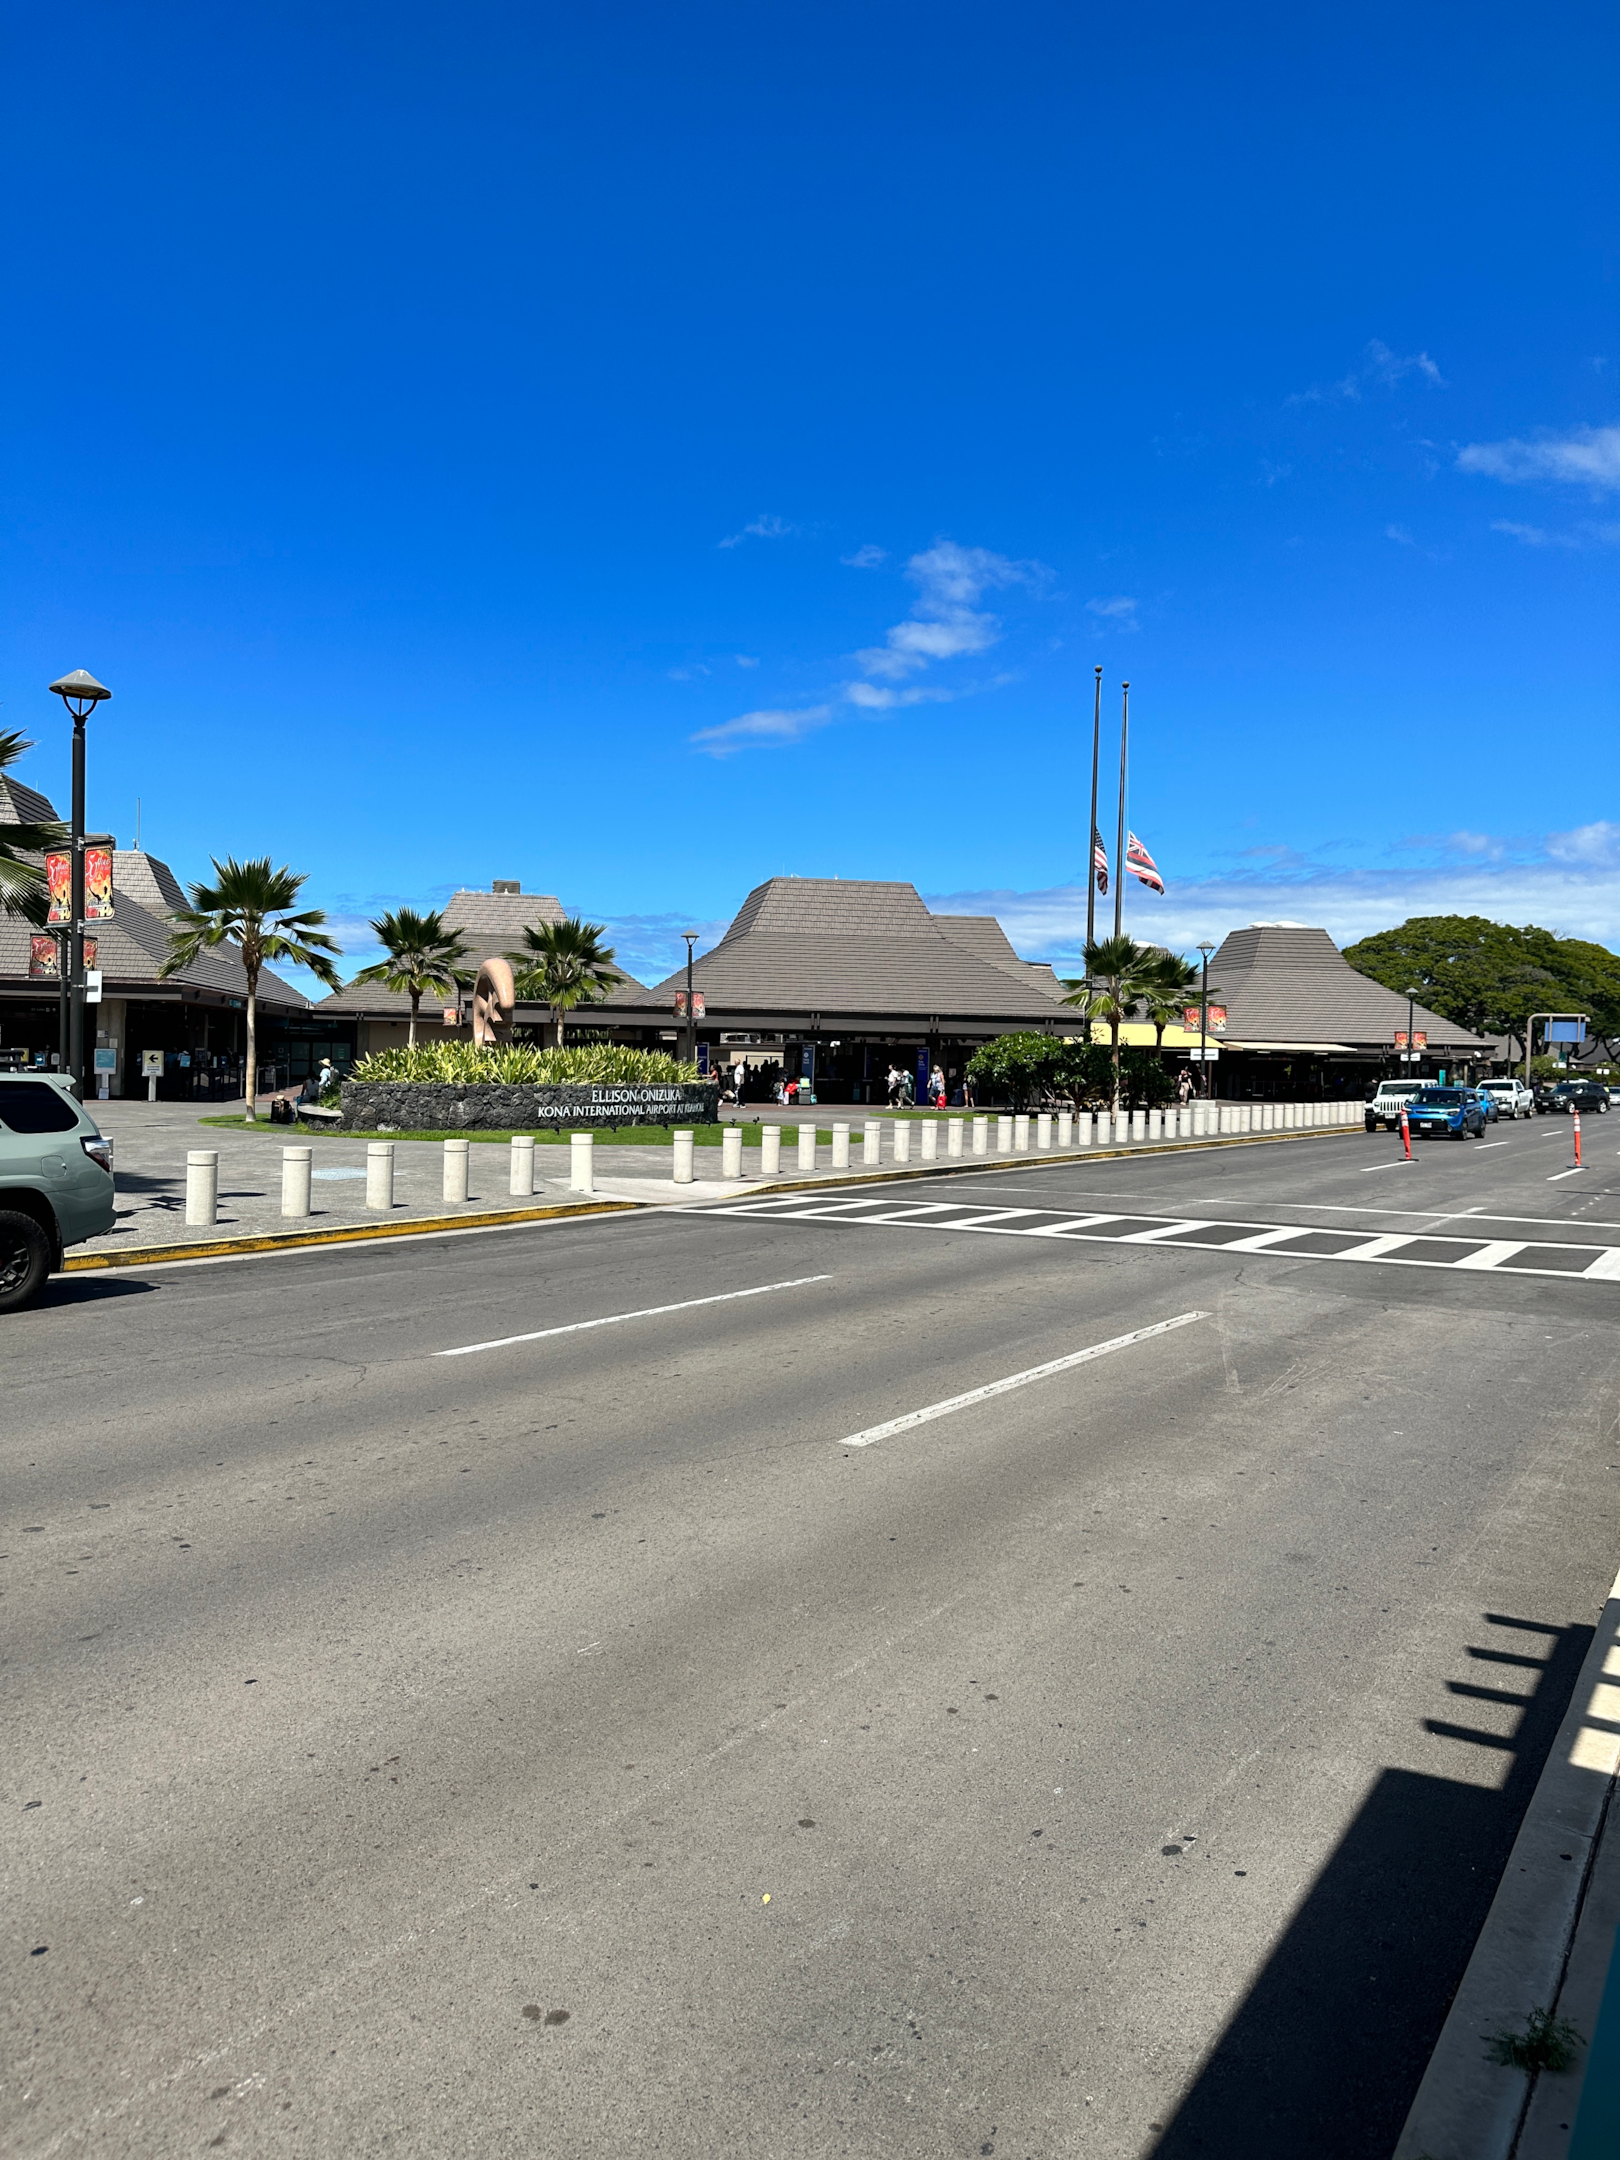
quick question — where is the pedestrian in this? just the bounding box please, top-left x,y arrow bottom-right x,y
931,1068 -> 946,1111
1176,1066 -> 1193,1107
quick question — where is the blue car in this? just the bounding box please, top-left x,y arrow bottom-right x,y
1405,1086 -> 1487,1141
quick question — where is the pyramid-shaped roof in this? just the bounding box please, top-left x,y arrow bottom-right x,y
1209,924 -> 1489,1051
646,877 -> 1072,1027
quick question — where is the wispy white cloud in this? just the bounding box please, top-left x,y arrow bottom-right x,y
844,681 -> 954,711
1289,339 -> 1447,406
856,541 -> 1046,682
1085,594 -> 1139,626
734,654 -> 760,668
719,513 -> 796,549
1385,524 -> 1415,546
690,703 -> 835,753
1548,821 -> 1620,866
841,544 -> 887,568
1458,423 -> 1620,493
1489,515 -> 1620,549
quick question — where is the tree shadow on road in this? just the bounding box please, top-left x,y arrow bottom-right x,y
1149,1613 -> 1592,2159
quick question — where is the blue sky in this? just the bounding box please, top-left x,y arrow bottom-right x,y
3,2 -> 1615,988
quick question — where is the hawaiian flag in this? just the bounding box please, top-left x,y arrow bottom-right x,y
1091,828 -> 1110,896
1125,831 -> 1164,894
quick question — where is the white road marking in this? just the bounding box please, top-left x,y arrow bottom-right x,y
1474,1142 -> 1509,1151
1584,1250 -> 1620,1281
1549,1169 -> 1585,1182
1360,1161 -> 1414,1173
1452,1242 -> 1528,1271
436,1275 -> 832,1357
837,1311 -> 1210,1449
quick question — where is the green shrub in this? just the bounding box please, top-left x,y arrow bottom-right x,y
350,1041 -> 700,1086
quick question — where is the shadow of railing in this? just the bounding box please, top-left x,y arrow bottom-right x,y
1148,1613 -> 1593,2158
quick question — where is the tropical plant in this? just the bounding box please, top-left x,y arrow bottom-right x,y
351,906 -> 470,1047
1062,934 -> 1166,1109
965,1031 -> 1066,1107
1344,914 -> 1620,1058
351,1040 -> 698,1085
1142,950 -> 1205,1048
160,857 -> 343,1120
506,916 -> 625,1047
0,731 -> 67,924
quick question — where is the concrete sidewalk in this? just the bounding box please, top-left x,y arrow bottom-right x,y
74,1097 -> 1363,1264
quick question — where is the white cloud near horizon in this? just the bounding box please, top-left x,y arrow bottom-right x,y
1458,423 -> 1620,493
1490,515 -> 1620,549
690,702 -> 836,751
928,840 -> 1620,965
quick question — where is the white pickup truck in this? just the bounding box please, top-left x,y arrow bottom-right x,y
1478,1077 -> 1536,1121
1364,1080 -> 1426,1132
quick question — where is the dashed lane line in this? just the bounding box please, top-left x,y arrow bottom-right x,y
435,1274 -> 833,1357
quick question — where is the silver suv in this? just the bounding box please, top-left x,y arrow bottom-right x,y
0,1077 -> 116,1311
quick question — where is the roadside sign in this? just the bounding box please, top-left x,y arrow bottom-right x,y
84,969 -> 103,1004
141,1049 -> 164,1078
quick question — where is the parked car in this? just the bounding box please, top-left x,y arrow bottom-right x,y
1466,1088 -> 1499,1123
0,1076 -> 115,1312
1364,1079 -> 1426,1132
1478,1078 -> 1536,1120
1404,1086 -> 1488,1141
1541,1079 -> 1610,1117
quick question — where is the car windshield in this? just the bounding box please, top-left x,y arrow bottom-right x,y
1414,1089 -> 1466,1106
1481,1082 -> 1516,1094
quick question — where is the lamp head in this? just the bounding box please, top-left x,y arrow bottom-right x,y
682,930 -> 698,947
1197,940 -> 1216,955
49,669 -> 111,721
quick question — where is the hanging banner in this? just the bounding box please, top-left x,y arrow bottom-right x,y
29,935 -> 59,979
1413,1030 -> 1427,1050
1184,1004 -> 1227,1035
85,847 -> 114,920
44,852 -> 70,925
1394,1030 -> 1408,1050
673,990 -> 706,1019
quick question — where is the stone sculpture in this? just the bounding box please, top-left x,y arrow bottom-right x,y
471,956 -> 516,1046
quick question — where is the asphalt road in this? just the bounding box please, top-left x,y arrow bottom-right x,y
8,1117 -> 1620,2158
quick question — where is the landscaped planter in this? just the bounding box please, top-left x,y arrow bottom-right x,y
340,1079 -> 721,1132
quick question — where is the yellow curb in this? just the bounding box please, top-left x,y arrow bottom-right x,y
63,1198 -> 640,1272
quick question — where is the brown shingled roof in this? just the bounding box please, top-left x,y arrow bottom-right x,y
1210,925 -> 1489,1051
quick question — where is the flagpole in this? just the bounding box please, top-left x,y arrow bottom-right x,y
1113,680 -> 1129,941
1085,665 -> 1102,980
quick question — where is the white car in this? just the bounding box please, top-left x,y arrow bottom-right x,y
1365,1080 -> 1426,1132
1479,1078 -> 1536,1121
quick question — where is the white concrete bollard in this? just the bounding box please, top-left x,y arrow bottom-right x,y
1037,1112 -> 1052,1149
761,1125 -> 782,1175
893,1121 -> 911,1164
797,1123 -> 816,1172
185,1149 -> 219,1227
443,1136 -> 470,1202
1191,1103 -> 1206,1137
1014,1114 -> 1030,1151
366,1141 -> 394,1211
722,1126 -> 743,1179
1131,1109 -> 1146,1142
1057,1111 -> 1072,1147
674,1129 -> 696,1183
1078,1111 -> 1094,1147
831,1121 -> 850,1169
972,1115 -> 989,1155
510,1134 -> 535,1197
281,1145 -> 312,1219
570,1131 -> 594,1193
1218,1106 -> 1232,1135
948,1117 -> 965,1157
1285,1102 -> 1297,1129
921,1121 -> 938,1161
863,1120 -> 882,1167
1262,1104 -> 1274,1131
997,1115 -> 1013,1151
1148,1110 -> 1162,1142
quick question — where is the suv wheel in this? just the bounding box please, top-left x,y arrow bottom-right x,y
0,1210 -> 53,1313
1365,1115 -> 1376,1132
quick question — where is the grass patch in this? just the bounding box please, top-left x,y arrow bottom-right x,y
1483,2007 -> 1583,2074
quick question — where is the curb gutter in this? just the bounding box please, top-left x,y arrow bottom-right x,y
61,1123 -> 1355,1276
1394,1566 -> 1620,2160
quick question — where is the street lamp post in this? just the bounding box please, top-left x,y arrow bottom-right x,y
48,671 -> 112,1098
1406,988 -> 1418,1073
682,931 -> 699,1070
1197,940 -> 1215,1098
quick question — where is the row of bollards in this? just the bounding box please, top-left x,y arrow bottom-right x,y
177,1100 -> 1366,1228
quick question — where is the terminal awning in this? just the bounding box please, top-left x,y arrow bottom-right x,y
1227,1039 -> 1360,1053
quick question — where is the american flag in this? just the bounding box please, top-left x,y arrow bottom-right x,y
1091,828 -> 1109,896
1125,831 -> 1164,894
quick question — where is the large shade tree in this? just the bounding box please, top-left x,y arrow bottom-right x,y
160,858 -> 342,1119
507,917 -> 624,1046
1344,915 -> 1620,1059
1062,934 -> 1167,1109
0,731 -> 66,924
351,907 -> 470,1047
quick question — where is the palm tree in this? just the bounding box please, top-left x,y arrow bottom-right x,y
160,857 -> 342,1120
507,916 -> 624,1047
1143,950 -> 1205,1049
0,731 -> 67,923
1063,933 -> 1164,1109
351,907 -> 470,1047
